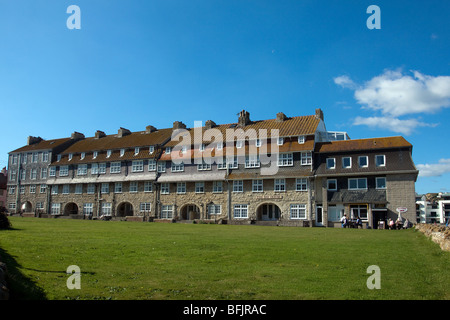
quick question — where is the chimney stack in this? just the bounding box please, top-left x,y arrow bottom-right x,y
315,108 -> 324,121
205,120 -> 216,129
173,121 -> 186,130
27,136 -> 43,145
276,112 -> 287,122
117,127 -> 131,138
71,132 -> 85,140
237,110 -> 250,127
95,130 -> 106,139
146,125 -> 157,134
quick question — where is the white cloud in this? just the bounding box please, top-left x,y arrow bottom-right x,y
353,116 -> 436,136
334,69 -> 450,135
416,159 -> 450,177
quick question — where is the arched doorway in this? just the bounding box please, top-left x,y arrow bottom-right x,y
21,201 -> 32,213
64,202 -> 78,215
256,203 -> 281,221
180,204 -> 200,220
117,202 -> 134,217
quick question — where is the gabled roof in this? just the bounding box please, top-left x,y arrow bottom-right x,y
9,137 -> 72,153
315,136 -> 412,153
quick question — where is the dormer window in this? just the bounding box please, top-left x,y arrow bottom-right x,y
68,153 -> 73,161
120,149 -> 125,157
93,151 -> 98,159
298,136 -> 305,144
107,150 -> 111,158
236,140 -> 243,148
149,146 -> 154,154
255,139 -> 261,147
80,152 -> 85,160
181,145 -> 187,154
134,147 -> 140,155
217,142 -> 223,150
166,147 -> 171,154
57,155 -> 61,162
277,137 -> 284,145
199,144 -> 205,152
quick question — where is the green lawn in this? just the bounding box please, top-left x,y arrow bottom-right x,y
0,217 -> 449,300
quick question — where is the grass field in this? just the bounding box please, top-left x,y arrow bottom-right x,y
0,217 -> 449,300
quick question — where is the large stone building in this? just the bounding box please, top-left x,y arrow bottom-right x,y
6,109 -> 419,228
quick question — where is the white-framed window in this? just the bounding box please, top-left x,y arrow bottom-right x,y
161,205 -> 173,219
236,140 -> 243,148
43,152 -> 49,162
68,153 -> 73,161
296,178 -> 308,191
277,137 -> 284,145
36,202 -> 44,210
30,168 -> 37,180
115,182 -> 122,193
144,181 -> 152,192
274,179 -> 286,192
57,154 -> 61,162
8,186 -> 15,195
197,161 -> 211,171
234,204 -> 248,219
11,154 -> 18,165
9,203 -> 16,210
161,183 -> 170,194
40,184 -> 47,193
59,165 -> 69,177
213,181 -> 223,193
106,150 -> 112,158
348,178 -> 367,190
376,177 -> 386,189
129,182 -> 138,193
120,149 -> 125,157
20,169 -> 26,181
327,179 -> 337,191
149,146 -> 154,154
327,158 -> 336,169
19,186 -> 25,194
41,168 -> 47,179
81,152 -> 85,160
51,203 -> 61,215
101,203 -> 112,216
148,159 -> 156,171
99,163 -> 106,174
172,162 -> 184,172
140,202 -> 151,213
91,163 -> 99,174
134,147 -> 140,155
62,184 -> 70,194
233,180 -> 243,193
350,205 -> 368,220
195,182 -> 205,193
77,164 -> 88,175
87,184 -> 95,194
101,183 -> 109,194
245,155 -> 260,168
51,185 -> 58,195
358,156 -> 368,168
9,169 -> 16,181
208,204 -> 221,215
227,157 -> 238,169
83,203 -> 93,215
177,182 -> 186,194
298,135 -> 305,144
199,144 -> 205,152
301,152 -> 312,165
157,161 -> 166,173
216,142 -> 223,150
252,179 -> 263,192
110,162 -> 121,174
342,157 -> 352,169
290,204 -> 306,219
181,145 -> 188,154
30,185 -> 36,194
75,184 -> 83,194
32,152 -> 38,163
375,155 -> 386,167
93,151 -> 98,159
165,147 -> 171,154
255,139 -> 262,147
132,160 -> 144,172
278,153 -> 293,166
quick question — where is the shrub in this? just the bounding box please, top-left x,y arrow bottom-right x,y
0,210 -> 11,230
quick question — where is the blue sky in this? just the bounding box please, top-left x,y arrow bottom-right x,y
1,0 -> 449,194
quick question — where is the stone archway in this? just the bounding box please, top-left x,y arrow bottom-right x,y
256,203 -> 281,221
21,201 -> 32,213
64,202 -> 78,215
117,202 -> 134,217
180,204 -> 200,220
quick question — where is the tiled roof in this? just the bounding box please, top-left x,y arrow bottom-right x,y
10,137 -> 72,153
165,115 -> 321,147
315,136 -> 412,153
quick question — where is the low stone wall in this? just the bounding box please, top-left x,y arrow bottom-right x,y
0,260 -> 9,300
415,224 -> 450,252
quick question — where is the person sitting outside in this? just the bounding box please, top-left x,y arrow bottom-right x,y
355,216 -> 363,229
340,214 -> 348,228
